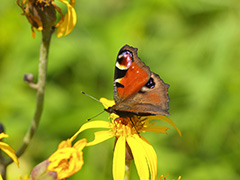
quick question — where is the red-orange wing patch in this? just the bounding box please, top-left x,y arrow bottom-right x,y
116,61 -> 149,100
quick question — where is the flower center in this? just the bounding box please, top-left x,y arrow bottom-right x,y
112,116 -> 147,137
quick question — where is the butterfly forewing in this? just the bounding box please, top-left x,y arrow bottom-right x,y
113,45 -> 151,103
109,44 -> 169,116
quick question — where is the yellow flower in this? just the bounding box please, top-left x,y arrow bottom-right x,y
73,98 -> 181,180
17,0 -> 77,38
47,137 -> 87,179
0,132 -> 19,167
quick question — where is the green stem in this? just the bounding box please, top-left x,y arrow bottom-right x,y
124,160 -> 131,180
4,28 -> 53,166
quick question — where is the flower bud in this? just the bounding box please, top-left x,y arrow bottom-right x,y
31,160 -> 58,180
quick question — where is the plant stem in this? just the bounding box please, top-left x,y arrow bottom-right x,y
4,28 -> 53,166
124,160 -> 131,180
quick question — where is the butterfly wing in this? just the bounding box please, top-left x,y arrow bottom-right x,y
110,44 -> 169,116
113,45 -> 151,103
113,72 -> 169,116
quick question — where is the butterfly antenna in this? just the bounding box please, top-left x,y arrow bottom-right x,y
87,110 -> 105,121
81,91 -> 109,120
81,91 -> 110,108
81,91 -> 101,103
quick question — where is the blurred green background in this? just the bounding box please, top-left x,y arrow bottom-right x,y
1,0 -> 240,179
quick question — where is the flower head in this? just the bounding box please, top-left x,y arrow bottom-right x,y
47,138 -> 87,179
17,0 -> 76,38
73,98 -> 181,180
0,132 -> 19,167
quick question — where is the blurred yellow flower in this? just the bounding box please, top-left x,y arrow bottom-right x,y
73,98 -> 181,180
0,132 -> 19,167
17,0 -> 77,38
47,138 -> 87,179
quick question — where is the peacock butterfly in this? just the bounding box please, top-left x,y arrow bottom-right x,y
105,45 -> 169,117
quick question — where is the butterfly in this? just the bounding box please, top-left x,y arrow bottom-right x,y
105,45 -> 169,117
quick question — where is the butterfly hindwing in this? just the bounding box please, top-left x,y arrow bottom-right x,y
113,72 -> 169,116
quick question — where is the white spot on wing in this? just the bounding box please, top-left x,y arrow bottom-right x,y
116,61 -> 129,70
114,78 -> 123,83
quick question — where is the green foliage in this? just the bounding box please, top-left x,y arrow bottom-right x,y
1,0 -> 240,179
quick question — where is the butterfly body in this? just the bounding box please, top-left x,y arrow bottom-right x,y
106,45 -> 169,117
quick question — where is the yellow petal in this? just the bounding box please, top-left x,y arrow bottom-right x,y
57,0 -> 77,37
113,136 -> 126,180
58,139 -> 72,149
70,121 -> 111,141
127,134 -> 149,180
147,115 -> 182,136
99,98 -> 118,120
87,130 -> 115,146
48,148 -> 73,166
73,138 -> 87,150
141,126 -> 169,134
0,142 -> 19,167
100,97 -> 115,109
0,174 -> 3,180
138,137 -> 157,180
0,133 -> 8,139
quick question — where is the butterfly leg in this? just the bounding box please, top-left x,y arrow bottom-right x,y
129,117 -> 140,135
